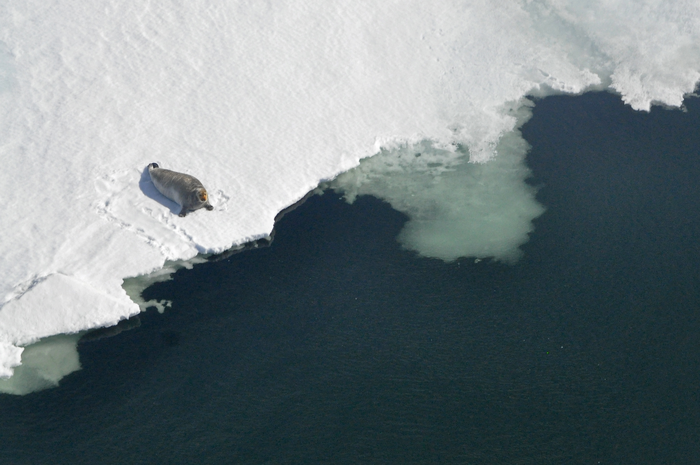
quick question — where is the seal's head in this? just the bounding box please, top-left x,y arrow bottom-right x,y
198,189 -> 208,203
199,188 -> 214,211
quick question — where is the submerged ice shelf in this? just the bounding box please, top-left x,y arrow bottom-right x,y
1,0 -> 699,388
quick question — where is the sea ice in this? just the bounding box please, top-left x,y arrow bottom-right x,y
1,0 -> 699,389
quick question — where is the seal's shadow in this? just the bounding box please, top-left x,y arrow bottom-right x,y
139,166 -> 181,215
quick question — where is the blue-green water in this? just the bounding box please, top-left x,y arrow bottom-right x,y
1,92 -> 700,464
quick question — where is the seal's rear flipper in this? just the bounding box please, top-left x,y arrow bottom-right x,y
148,162 -> 160,170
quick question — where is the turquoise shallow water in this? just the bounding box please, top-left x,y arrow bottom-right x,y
1,91 -> 700,464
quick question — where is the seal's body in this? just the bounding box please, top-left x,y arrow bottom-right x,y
148,163 -> 214,217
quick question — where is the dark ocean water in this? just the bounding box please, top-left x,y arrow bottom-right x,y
2,91 -> 700,464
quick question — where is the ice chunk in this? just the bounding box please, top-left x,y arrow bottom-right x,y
0,274 -> 140,379
0,342 -> 22,379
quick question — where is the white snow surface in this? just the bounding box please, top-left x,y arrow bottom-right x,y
1,0 -> 700,379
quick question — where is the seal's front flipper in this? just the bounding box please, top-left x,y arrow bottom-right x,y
178,210 -> 188,217
206,205 -> 214,211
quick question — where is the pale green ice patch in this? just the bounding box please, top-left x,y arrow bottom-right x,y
331,101 -> 545,263
0,334 -> 82,395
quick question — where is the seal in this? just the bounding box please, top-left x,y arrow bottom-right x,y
148,163 -> 214,217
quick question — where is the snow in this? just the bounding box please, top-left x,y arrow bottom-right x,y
1,0 -> 699,385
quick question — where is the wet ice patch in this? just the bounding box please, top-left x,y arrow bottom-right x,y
332,102 -> 544,262
122,256 -> 208,313
0,334 -> 81,395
